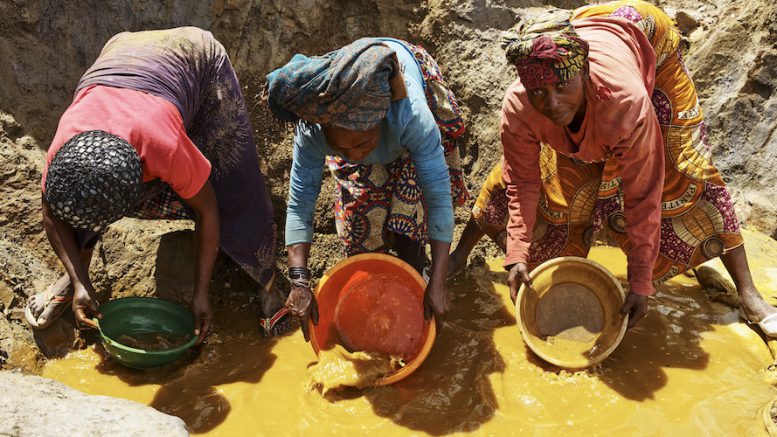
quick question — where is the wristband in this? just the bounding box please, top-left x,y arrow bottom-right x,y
289,266 -> 311,279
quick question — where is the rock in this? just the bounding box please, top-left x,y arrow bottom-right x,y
31,317 -> 76,359
7,308 -> 25,323
0,315 -> 44,373
674,10 -> 701,34
3,342 -> 41,372
0,282 -> 15,310
0,371 -> 189,437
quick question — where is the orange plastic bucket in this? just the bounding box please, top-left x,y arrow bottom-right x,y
309,253 -> 436,385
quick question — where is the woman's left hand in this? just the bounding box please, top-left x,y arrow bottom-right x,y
620,292 -> 648,328
186,181 -> 219,344
424,275 -> 450,331
192,292 -> 213,344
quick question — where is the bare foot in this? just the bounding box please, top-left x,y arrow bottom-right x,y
696,266 -> 776,322
739,289 -> 777,323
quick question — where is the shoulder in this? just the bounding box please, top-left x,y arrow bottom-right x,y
574,17 -> 656,97
294,122 -> 323,142
500,79 -> 541,134
502,79 -> 526,114
293,122 -> 329,157
586,53 -> 654,139
385,85 -> 432,132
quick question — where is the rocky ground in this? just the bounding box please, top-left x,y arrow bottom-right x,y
0,371 -> 188,436
0,0 -> 775,387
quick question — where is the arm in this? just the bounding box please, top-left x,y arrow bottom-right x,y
41,195 -> 100,328
424,239 -> 451,329
183,181 -> 219,343
157,129 -> 218,343
400,99 -> 453,327
500,93 -> 542,302
285,126 -> 326,340
612,106 -> 664,327
285,125 -> 326,247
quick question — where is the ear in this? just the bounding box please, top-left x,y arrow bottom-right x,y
389,54 -> 408,101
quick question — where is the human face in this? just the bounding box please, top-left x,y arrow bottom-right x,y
322,124 -> 381,162
525,71 -> 586,127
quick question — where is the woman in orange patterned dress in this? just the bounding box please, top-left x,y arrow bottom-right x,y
450,0 -> 777,334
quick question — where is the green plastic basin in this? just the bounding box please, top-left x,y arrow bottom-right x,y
95,297 -> 197,369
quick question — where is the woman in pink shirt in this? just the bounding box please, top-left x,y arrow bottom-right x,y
25,27 -> 286,340
450,0 -> 777,335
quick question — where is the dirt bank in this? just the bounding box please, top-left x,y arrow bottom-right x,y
1,0 -> 776,372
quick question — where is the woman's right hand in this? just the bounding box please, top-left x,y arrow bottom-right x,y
286,284 -> 319,342
72,284 -> 101,329
507,262 -> 534,304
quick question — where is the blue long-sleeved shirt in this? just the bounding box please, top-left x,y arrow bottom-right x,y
285,39 -> 454,246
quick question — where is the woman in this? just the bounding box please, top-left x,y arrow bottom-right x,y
266,38 -> 468,339
25,27 -> 289,340
450,0 -> 777,334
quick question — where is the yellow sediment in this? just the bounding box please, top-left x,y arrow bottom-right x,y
307,345 -> 399,395
42,229 -> 777,435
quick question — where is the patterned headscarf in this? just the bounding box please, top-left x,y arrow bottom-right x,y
265,38 -> 397,131
45,130 -> 142,232
503,9 -> 589,89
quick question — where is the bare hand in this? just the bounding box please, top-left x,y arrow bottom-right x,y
423,276 -> 450,331
192,293 -> 213,344
507,262 -> 533,304
620,292 -> 648,328
72,284 -> 101,329
286,285 -> 319,342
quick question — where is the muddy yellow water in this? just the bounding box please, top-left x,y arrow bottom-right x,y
43,231 -> 777,435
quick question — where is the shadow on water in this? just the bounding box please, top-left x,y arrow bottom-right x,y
592,283 -> 712,401
94,308 -> 279,434
94,230 -> 282,433
354,262 -> 516,435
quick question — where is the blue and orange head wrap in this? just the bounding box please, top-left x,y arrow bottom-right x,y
503,9 -> 589,89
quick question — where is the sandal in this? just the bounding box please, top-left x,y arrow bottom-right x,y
257,271 -> 293,336
739,307 -> 777,338
24,284 -> 73,330
259,307 -> 291,337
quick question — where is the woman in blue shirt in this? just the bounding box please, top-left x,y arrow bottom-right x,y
266,38 -> 468,339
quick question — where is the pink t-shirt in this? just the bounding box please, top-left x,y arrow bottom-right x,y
500,17 -> 663,296
42,85 -> 211,199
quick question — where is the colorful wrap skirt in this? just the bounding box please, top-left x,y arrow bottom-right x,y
73,28 -> 277,292
474,1 -> 743,287
325,42 -> 469,255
